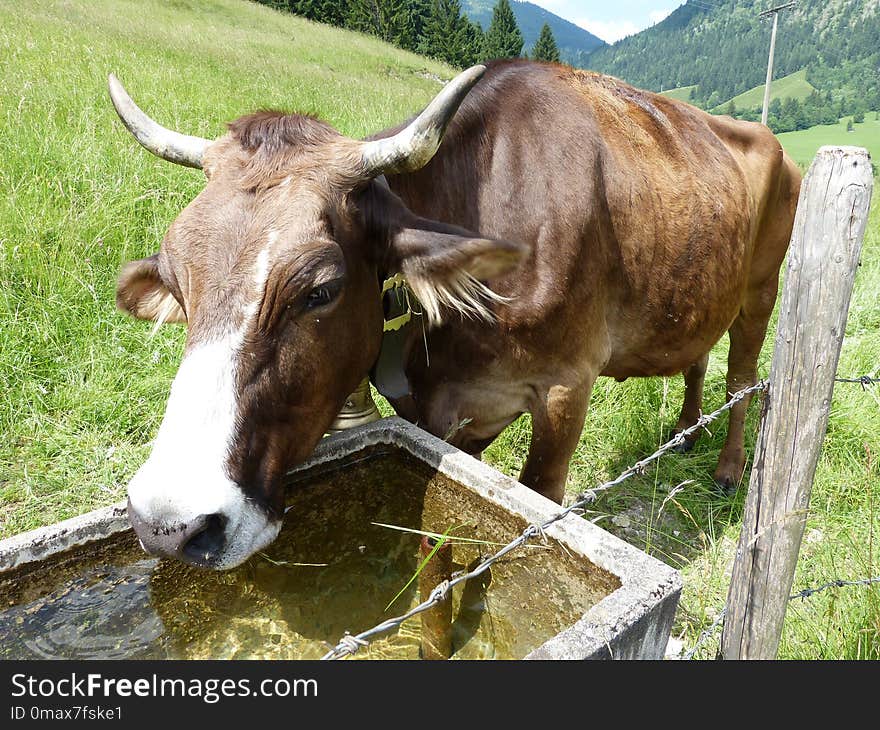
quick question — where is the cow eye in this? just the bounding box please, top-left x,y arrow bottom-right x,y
306,282 -> 339,309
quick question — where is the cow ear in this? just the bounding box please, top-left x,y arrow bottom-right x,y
387,223 -> 527,326
116,254 -> 186,325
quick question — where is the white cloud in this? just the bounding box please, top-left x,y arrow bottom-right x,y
649,8 -> 673,25
575,18 -> 641,44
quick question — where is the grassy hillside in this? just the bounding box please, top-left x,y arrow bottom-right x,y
778,115 -> 880,168
1,0 -> 878,660
715,69 -> 816,113
661,85 -> 697,103
0,0 -> 455,536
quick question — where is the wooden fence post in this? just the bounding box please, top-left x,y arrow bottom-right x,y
721,146 -> 874,660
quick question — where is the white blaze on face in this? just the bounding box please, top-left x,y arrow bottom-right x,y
127,243 -> 278,569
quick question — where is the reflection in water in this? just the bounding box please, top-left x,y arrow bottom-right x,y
0,560 -> 165,659
0,454 -> 613,659
146,523 -> 506,659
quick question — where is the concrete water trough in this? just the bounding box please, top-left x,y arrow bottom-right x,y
0,418 -> 681,660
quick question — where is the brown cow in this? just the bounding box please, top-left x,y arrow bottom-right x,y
111,60 -> 801,569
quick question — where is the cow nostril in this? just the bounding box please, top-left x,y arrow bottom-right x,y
182,513 -> 227,563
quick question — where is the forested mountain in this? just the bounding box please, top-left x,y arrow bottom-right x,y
461,0 -> 605,61
255,0 -> 878,131
587,0 -> 880,115
259,1 -> 602,66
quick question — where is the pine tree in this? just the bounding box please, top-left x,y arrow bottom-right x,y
422,0 -> 480,68
459,16 -> 485,66
422,0 -> 458,64
290,0 -> 345,26
406,0 -> 433,53
482,0 -> 524,60
386,0 -> 414,48
349,0 -> 412,48
531,23 -> 560,63
346,0 -> 376,34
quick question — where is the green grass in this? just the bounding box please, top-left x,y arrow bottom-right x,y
660,85 -> 697,103
2,0 -> 879,660
715,68 -> 816,113
0,0 -> 455,536
778,115 -> 880,169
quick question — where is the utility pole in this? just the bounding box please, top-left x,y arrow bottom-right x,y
760,2 -> 796,126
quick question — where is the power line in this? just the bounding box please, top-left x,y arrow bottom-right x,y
759,2 -> 797,20
759,2 -> 797,125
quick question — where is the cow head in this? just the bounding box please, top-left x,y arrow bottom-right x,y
111,67 -> 525,569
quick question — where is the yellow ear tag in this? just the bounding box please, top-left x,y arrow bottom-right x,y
381,274 -> 413,333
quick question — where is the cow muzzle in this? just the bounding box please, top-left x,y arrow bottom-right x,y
126,466 -> 283,570
127,503 -> 228,567
127,495 -> 282,569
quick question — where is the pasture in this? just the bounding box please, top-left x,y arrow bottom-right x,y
713,68 -> 816,113
0,0 -> 455,535
1,0 -> 878,659
778,115 -> 880,169
660,85 -> 697,103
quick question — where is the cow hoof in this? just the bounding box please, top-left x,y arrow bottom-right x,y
671,431 -> 696,454
673,439 -> 695,454
713,476 -> 738,497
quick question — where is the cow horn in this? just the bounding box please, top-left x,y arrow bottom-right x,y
360,64 -> 486,177
108,74 -> 210,169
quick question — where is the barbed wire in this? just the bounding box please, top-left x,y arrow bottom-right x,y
834,374 -> 878,390
677,372 -> 876,659
682,607 -> 726,661
574,380 -> 767,506
322,369 -> 876,660
321,379 -> 769,660
789,574 -> 880,601
682,575 -> 880,659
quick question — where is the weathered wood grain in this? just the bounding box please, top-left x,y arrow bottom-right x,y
721,146 -> 874,660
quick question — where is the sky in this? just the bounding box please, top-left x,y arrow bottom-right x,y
528,1 -> 681,44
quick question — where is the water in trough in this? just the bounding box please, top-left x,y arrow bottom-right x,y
0,449 -> 618,659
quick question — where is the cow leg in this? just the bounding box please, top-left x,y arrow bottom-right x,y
672,353 -> 710,453
714,281 -> 777,493
519,380 -> 593,504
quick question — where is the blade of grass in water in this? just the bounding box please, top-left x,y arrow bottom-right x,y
371,521 -> 550,549
258,553 -> 328,567
384,523 -> 464,612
